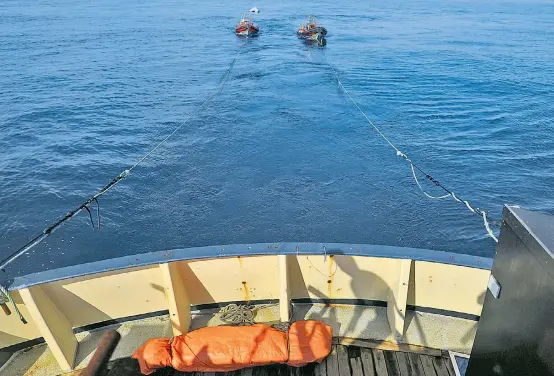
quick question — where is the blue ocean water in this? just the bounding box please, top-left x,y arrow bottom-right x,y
0,0 -> 553,277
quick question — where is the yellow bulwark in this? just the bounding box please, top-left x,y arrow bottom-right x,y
0,245 -> 490,372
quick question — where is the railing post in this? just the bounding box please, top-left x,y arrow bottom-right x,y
19,286 -> 77,371
387,259 -> 412,343
159,262 -> 191,336
278,255 -> 291,322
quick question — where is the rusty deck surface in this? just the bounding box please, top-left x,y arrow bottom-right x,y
102,345 -> 457,376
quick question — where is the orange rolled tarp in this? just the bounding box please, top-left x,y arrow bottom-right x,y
132,320 -> 332,375
287,320 -> 333,367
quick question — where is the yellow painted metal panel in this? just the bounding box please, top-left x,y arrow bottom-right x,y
0,290 -> 42,348
387,259 -> 411,342
176,255 -> 280,304
278,255 -> 291,322
40,265 -> 167,328
407,261 -> 488,315
0,254 -> 489,352
19,286 -> 77,371
159,263 -> 191,336
290,255 -> 402,301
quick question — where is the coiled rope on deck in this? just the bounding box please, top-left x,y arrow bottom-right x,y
323,52 -> 499,242
0,41 -> 248,291
217,303 -> 290,331
218,303 -> 256,325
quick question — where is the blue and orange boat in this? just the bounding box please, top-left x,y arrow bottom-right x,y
235,13 -> 259,36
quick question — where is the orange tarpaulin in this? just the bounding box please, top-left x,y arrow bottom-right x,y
287,320 -> 333,367
132,320 -> 332,375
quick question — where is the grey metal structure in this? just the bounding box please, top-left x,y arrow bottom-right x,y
467,206 -> 554,375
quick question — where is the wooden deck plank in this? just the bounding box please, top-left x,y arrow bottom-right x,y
306,364 -> 318,376
432,357 -> 451,376
314,359 -> 327,376
407,353 -> 426,376
273,365 -> 290,376
384,351 -> 401,376
372,349 -> 389,376
360,348 -> 376,376
350,357 -> 363,376
170,370 -> 188,376
442,354 -> 457,376
419,355 -> 438,376
255,366 -> 269,376
337,345 -> 350,376
333,338 -> 441,357
394,352 -> 411,376
105,358 -> 141,375
326,346 -> 340,376
107,343 -> 451,376
302,364 -> 317,376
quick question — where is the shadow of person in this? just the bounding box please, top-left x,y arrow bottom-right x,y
292,255 -> 393,344
333,255 -> 393,342
296,285 -> 342,337
403,260 -> 431,348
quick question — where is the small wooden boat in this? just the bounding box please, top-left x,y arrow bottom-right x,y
235,14 -> 259,36
297,15 -> 327,43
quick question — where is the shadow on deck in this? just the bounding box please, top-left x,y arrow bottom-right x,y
103,344 -> 456,376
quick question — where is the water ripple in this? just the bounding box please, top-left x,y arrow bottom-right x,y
0,0 -> 553,276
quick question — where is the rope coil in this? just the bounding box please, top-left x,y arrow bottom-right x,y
217,303 -> 290,332
218,303 -> 255,325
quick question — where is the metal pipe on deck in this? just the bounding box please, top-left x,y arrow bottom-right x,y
81,330 -> 121,376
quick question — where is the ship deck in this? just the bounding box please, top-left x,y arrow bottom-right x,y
102,344 -> 456,376
1,303 -> 468,376
1,244 -> 485,376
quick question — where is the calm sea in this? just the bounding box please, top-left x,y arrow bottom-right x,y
1,0 -> 553,277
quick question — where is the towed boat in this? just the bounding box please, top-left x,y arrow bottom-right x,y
235,14 -> 259,36
297,15 -> 327,44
